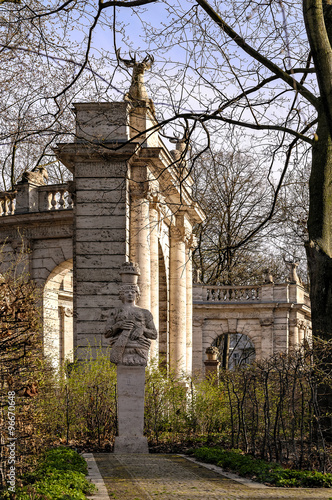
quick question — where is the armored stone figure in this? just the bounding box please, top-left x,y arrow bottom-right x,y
105,263 -> 157,366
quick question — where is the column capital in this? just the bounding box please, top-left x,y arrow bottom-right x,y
289,318 -> 303,328
298,319 -> 307,330
129,180 -> 164,208
129,180 -> 150,200
260,317 -> 274,327
170,225 -> 187,243
186,234 -> 197,250
149,191 -> 166,211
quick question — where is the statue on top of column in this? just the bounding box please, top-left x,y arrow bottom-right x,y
105,262 -> 157,366
116,49 -> 154,102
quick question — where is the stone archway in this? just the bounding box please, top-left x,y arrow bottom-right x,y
212,332 -> 256,370
43,259 -> 73,366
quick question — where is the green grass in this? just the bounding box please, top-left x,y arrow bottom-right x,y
5,447 -> 97,499
190,447 -> 332,488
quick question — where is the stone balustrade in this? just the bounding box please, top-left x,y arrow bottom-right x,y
0,192 -> 16,216
0,183 -> 73,215
205,285 -> 261,302
38,184 -> 74,211
193,283 -> 310,305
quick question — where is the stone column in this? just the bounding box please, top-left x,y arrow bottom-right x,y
43,289 -> 60,366
149,203 -> 159,361
260,317 -> 274,358
130,185 -> 151,311
169,224 -> 187,375
185,237 -> 196,375
274,308 -> 290,354
289,318 -> 300,348
63,307 -> 74,362
192,317 -> 204,375
298,320 -> 305,345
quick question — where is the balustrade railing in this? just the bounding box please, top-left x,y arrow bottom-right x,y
0,183 -> 74,216
194,283 -> 310,305
38,183 -> 74,211
0,192 -> 16,216
204,285 -> 261,302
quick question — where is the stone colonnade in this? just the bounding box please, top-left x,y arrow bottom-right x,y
129,175 -> 196,373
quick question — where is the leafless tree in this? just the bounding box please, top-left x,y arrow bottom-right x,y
192,148 -> 289,285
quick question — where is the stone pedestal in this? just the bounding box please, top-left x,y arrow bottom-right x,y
204,347 -> 220,383
114,365 -> 149,454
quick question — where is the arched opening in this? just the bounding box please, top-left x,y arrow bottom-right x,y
212,332 -> 256,370
43,260 -> 73,366
158,242 -> 169,369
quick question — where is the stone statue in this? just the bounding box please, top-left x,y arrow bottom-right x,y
116,49 -> 154,102
20,165 -> 48,186
263,268 -> 274,284
284,259 -> 301,284
105,262 -> 157,366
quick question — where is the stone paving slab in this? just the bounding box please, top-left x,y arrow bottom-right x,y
92,453 -> 332,500
84,453 -> 110,500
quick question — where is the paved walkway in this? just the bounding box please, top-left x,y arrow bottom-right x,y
88,453 -> 332,500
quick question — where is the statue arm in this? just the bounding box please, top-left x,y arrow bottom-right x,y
105,323 -> 121,338
105,310 -> 124,338
105,309 -> 135,338
143,311 -> 157,340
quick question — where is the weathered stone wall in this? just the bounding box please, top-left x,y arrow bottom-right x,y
193,283 -> 312,374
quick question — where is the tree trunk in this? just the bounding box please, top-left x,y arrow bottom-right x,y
306,114 -> 332,339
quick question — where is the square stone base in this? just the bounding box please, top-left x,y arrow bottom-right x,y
115,365 -> 149,454
114,436 -> 149,454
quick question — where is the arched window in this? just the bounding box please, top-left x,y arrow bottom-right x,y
212,332 -> 255,369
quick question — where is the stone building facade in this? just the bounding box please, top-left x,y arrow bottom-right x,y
193,282 -> 311,374
0,63 -> 311,375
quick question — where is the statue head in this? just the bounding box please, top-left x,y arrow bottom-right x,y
119,284 -> 140,304
118,262 -> 141,303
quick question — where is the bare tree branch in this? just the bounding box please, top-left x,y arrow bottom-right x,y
195,0 -> 318,108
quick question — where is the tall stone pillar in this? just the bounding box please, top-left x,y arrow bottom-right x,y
185,239 -> 195,375
260,317 -> 274,357
129,183 -> 151,311
55,102 -> 133,359
192,317 -> 204,374
298,320 -> 306,345
289,318 -> 299,348
149,203 -> 159,361
169,224 -> 187,375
